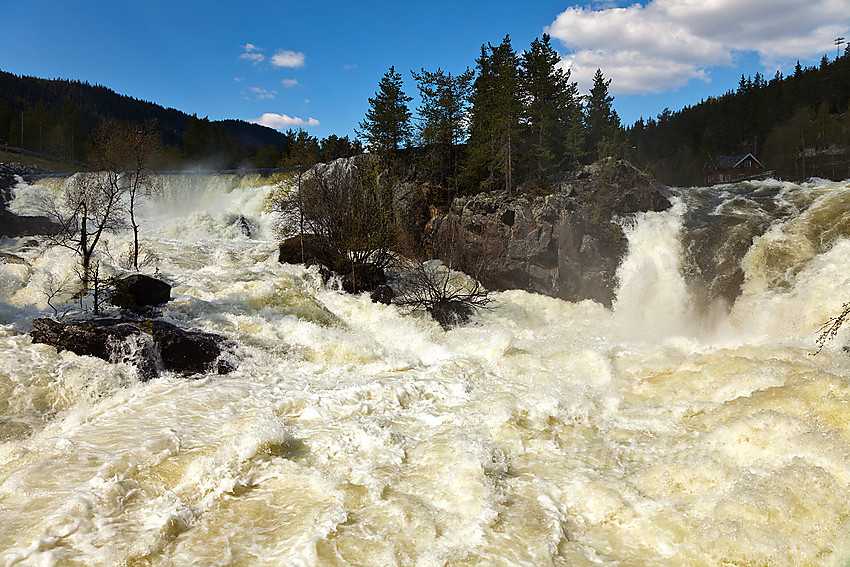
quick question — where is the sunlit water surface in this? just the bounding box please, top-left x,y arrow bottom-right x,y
1,174 -> 849,566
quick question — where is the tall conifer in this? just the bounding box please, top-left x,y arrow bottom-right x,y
356,66 -> 413,157
520,34 -> 583,182
465,35 -> 522,193
584,68 -> 621,160
411,67 -> 474,196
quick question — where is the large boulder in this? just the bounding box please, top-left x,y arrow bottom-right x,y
278,235 -> 387,294
31,317 -> 234,380
429,160 -> 671,306
110,274 -> 171,310
278,234 -> 344,269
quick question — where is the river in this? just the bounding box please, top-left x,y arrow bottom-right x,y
1,173 -> 848,566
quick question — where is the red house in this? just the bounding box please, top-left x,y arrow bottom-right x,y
706,153 -> 767,185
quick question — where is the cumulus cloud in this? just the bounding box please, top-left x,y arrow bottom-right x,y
547,0 -> 850,94
281,78 -> 299,88
240,43 -> 265,63
271,50 -> 306,68
252,113 -> 320,130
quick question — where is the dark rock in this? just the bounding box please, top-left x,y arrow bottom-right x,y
278,235 -> 387,294
234,214 -> 252,237
1,165 -> 61,238
0,210 -> 61,238
110,274 -> 171,310
31,317 -> 234,379
278,235 -> 344,268
429,160 -> 671,306
370,284 -> 395,304
341,262 -> 386,294
0,252 -> 28,265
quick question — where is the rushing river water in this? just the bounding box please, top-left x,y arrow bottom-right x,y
1,173 -> 849,566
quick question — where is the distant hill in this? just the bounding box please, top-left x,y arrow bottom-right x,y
0,69 -> 287,167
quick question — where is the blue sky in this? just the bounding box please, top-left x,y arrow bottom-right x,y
3,0 -> 849,141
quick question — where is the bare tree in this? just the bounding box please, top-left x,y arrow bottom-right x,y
815,301 -> 850,354
274,156 -> 397,290
90,119 -> 160,271
45,169 -> 127,293
394,219 -> 493,329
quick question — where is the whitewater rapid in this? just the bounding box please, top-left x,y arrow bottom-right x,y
0,174 -> 849,566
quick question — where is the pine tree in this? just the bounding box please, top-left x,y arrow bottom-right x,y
584,68 -> 621,160
519,33 -> 583,182
356,66 -> 413,157
465,35 -> 522,193
411,66 -> 474,197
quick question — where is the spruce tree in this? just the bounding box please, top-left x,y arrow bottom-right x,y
465,35 -> 522,193
411,66 -> 474,197
519,33 -> 583,182
584,68 -> 621,160
356,66 -> 413,157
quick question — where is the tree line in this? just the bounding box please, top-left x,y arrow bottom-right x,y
0,70 -> 289,169
346,35 -> 850,190
628,47 -> 850,185
348,34 -> 620,199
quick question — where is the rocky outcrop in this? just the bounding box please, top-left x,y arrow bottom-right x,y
1,163 -> 60,238
278,234 -> 388,294
31,317 -> 234,380
429,160 -> 672,306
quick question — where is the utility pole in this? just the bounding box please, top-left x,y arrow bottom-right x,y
837,37 -> 846,59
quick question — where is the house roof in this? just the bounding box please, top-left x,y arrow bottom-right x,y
714,153 -> 765,169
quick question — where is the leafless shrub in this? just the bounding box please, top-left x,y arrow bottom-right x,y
394,258 -> 491,329
272,157 -> 397,273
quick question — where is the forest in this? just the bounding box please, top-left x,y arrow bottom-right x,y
2,36 -> 849,187
0,69 -> 291,169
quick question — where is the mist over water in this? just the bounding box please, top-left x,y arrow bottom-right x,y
1,174 -> 849,566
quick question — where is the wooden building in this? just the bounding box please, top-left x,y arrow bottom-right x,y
706,153 -> 767,185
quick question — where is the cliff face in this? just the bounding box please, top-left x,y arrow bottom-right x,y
428,160 -> 672,306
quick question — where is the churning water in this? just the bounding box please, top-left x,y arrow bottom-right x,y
1,173 -> 849,566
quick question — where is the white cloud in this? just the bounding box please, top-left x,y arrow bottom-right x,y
250,87 -> 276,99
547,0 -> 850,94
271,50 -> 306,68
252,113 -> 320,130
281,78 -> 299,88
240,43 -> 265,63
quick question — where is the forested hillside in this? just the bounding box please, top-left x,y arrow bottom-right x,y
3,42 -> 848,184
0,70 -> 288,168
628,51 -> 850,185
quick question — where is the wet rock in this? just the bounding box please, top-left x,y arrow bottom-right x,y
1,165 -> 61,238
278,235 -> 344,268
429,160 -> 671,306
341,263 -> 387,294
370,284 -> 395,305
110,274 -> 171,310
0,252 -> 28,265
278,235 -> 387,294
235,214 -> 252,237
0,210 -> 61,238
31,317 -> 234,379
